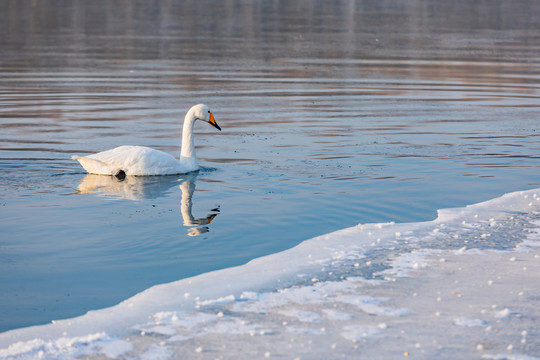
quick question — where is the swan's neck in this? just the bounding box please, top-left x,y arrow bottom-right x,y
180,111 -> 199,171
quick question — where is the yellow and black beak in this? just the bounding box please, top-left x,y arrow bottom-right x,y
208,112 -> 221,131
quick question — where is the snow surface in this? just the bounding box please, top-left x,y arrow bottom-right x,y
1,188 -> 539,359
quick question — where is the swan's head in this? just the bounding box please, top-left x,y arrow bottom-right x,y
191,104 -> 221,131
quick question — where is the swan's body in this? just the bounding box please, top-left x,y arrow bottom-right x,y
73,104 -> 221,176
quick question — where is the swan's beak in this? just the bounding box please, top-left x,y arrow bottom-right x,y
208,112 -> 221,131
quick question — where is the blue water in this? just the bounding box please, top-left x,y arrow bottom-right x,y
1,0 -> 539,332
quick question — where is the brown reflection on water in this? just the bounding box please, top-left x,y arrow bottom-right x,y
1,0 -> 539,66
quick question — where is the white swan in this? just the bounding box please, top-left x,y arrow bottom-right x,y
72,104 -> 221,176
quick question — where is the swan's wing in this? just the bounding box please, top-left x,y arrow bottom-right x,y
74,146 -> 187,175
73,146 -> 144,175
73,156 -> 118,175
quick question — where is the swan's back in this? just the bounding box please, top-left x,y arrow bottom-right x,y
74,146 -> 189,176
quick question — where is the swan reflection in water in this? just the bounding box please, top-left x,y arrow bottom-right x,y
178,176 -> 219,236
76,172 -> 219,236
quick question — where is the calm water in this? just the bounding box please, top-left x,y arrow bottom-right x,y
0,0 -> 539,332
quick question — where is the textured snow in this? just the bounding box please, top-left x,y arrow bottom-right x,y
454,317 -> 487,327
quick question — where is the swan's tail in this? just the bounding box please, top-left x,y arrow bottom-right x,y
72,156 -> 121,176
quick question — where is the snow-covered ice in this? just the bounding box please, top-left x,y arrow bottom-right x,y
1,188 -> 539,359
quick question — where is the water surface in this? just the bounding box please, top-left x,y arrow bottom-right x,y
0,0 -> 539,332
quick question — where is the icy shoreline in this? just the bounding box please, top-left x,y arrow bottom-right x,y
1,188 -> 539,359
